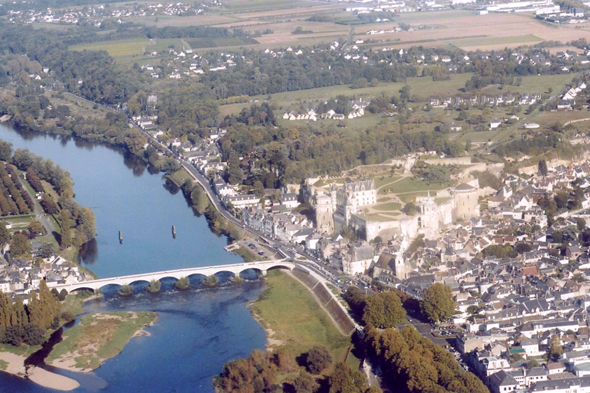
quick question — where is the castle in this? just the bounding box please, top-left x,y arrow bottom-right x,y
310,178 -> 481,242
313,179 -> 377,235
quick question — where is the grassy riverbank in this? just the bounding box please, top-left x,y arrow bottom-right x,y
46,311 -> 157,371
251,270 -> 357,367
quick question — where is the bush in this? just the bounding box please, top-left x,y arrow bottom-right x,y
23,323 -> 46,346
61,311 -> 75,323
175,276 -> 190,290
306,345 -> 333,374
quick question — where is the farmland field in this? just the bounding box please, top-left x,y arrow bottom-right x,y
450,34 -> 542,49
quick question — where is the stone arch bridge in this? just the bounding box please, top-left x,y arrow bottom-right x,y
51,260 -> 295,294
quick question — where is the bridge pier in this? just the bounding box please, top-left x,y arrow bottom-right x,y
260,270 -> 267,277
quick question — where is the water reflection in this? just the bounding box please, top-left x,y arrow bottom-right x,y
78,239 -> 98,265
163,178 -> 180,195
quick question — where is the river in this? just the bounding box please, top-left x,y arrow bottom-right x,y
0,125 -> 267,392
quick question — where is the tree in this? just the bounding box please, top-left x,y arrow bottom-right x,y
578,218 -> 587,232
10,233 -> 31,257
39,194 -> 59,215
306,345 -> 333,374
538,159 -> 548,176
526,360 -> 540,369
0,222 -> 10,247
227,153 -> 242,185
27,221 -> 45,239
23,323 -> 46,345
293,371 -> 317,393
548,334 -> 563,361
253,181 -> 265,198
60,208 -> 72,249
0,140 -> 13,162
421,283 -> 456,323
39,243 -> 57,259
363,291 -> 406,328
329,362 -> 368,393
61,311 -> 75,323
405,202 -> 417,216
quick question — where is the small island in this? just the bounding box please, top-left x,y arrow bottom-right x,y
46,311 -> 157,372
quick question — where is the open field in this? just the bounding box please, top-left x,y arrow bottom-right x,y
356,12 -> 590,51
69,38 -> 183,58
535,110 -> 590,126
482,73 -> 576,96
456,130 -> 500,143
450,34 -> 542,48
250,270 -> 351,361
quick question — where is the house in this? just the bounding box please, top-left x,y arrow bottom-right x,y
280,193 -> 300,209
489,370 -> 518,393
224,194 -> 260,209
490,119 -> 502,130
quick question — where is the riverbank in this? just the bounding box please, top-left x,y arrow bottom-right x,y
46,311 -> 158,372
250,270 -> 352,362
0,345 -> 80,391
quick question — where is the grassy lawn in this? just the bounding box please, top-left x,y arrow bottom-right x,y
456,130 -> 500,143
0,359 -> 7,370
385,176 -> 449,194
373,202 -> 402,211
374,175 -> 402,189
0,343 -> 41,357
46,311 -> 157,370
251,270 -> 350,360
366,213 -> 400,222
167,168 -> 193,187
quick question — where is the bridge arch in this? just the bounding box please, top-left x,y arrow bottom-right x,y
266,264 -> 293,271
70,287 -> 95,294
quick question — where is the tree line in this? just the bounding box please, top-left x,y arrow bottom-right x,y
0,142 -> 96,249
215,346 -> 379,393
364,326 -> 489,393
0,281 -> 62,347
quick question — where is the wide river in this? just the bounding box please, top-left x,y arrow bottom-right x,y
0,124 -> 267,392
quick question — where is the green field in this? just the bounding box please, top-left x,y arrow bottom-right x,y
482,73 -> 576,96
451,34 -> 542,48
375,175 -> 402,189
457,130 -> 499,143
366,212 -> 400,222
69,38 -> 183,58
188,37 -> 259,49
373,202 -> 402,211
251,270 -> 351,361
254,74 -> 472,111
385,176 -> 450,195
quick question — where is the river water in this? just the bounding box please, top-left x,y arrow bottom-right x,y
0,125 -> 267,392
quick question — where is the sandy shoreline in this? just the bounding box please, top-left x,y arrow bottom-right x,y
0,352 -> 80,391
247,302 -> 286,351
